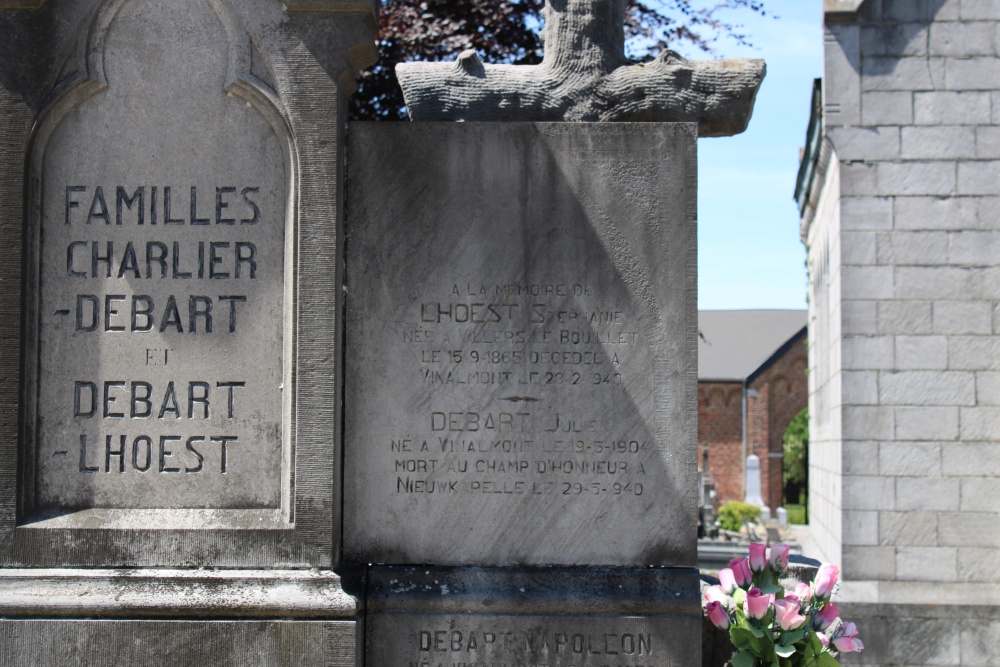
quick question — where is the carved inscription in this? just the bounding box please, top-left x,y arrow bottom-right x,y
32,24 -> 289,510
345,123 -> 697,564
390,281 -> 651,501
402,626 -> 665,667
37,178 -> 284,509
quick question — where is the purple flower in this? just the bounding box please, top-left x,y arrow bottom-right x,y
768,543 -> 790,572
832,621 -> 863,653
774,598 -> 807,631
793,582 -> 813,606
704,584 -> 732,608
814,602 -> 840,631
744,587 -> 774,620
706,601 -> 730,630
814,563 -> 839,599
749,543 -> 768,572
729,558 -> 753,587
718,568 -> 738,594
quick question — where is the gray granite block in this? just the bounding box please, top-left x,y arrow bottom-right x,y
344,122 -> 698,567
366,566 -> 701,667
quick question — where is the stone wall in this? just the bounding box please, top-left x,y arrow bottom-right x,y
804,0 -> 1000,663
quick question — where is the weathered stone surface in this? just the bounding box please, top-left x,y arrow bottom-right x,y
0,0 -> 375,568
366,566 -> 701,667
396,0 -> 764,136
0,619 -> 357,666
34,0 -> 286,512
0,568 -> 357,618
344,122 -> 697,566
825,0 -> 868,16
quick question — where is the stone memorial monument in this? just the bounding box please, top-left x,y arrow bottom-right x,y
344,0 -> 764,664
0,0 -> 763,663
0,0 -> 375,663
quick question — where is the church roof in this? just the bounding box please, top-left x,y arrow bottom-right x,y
698,310 -> 807,382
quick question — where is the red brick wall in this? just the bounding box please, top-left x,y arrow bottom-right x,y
698,382 -> 743,504
698,337 -> 808,513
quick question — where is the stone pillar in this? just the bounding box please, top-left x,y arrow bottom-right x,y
0,0 -> 375,662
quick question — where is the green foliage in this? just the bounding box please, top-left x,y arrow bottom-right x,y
782,407 -> 808,486
716,500 -> 762,532
784,504 -> 807,525
781,408 -> 809,508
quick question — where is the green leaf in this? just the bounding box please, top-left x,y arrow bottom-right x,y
730,627 -> 756,650
761,640 -> 778,663
750,624 -> 767,639
806,633 -> 825,654
775,645 -> 796,658
734,589 -> 747,608
816,652 -> 840,667
731,649 -> 757,667
780,627 -> 807,646
760,584 -> 784,595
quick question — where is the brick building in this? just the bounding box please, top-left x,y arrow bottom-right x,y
698,310 -> 808,513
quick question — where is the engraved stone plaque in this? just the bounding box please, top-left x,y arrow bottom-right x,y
1,0 -> 369,566
344,123 -> 698,566
36,2 -> 288,511
29,1 -> 286,515
365,566 -> 701,667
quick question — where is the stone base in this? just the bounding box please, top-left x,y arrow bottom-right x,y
365,566 -> 701,666
838,602 -> 1000,667
0,569 -> 360,666
0,620 -> 357,666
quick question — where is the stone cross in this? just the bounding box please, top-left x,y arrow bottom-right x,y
396,0 -> 766,136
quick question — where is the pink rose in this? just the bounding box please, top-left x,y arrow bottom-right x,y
706,601 -> 730,630
744,587 -> 774,620
773,598 -> 807,631
813,602 -> 839,631
832,621 -> 863,653
749,543 -> 768,572
834,636 -> 864,653
729,558 -> 752,587
718,568 -> 738,594
793,582 -> 813,606
814,564 -> 840,599
768,544 -> 790,572
704,585 -> 732,608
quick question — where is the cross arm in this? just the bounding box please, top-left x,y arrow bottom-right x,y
397,51 -> 765,137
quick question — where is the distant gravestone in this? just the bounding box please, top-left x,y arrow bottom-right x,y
0,0 -> 375,662
745,454 -> 768,513
344,122 -> 698,567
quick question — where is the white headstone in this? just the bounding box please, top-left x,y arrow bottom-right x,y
744,454 -> 769,516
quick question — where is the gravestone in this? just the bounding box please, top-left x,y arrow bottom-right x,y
366,567 -> 700,666
0,0 -> 374,663
744,454 -> 768,513
346,119 -> 706,667
344,2 -> 764,664
344,122 -> 698,567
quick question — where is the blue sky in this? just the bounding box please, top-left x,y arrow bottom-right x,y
692,1 -> 823,310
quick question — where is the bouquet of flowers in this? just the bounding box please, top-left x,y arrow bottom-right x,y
703,543 -> 863,667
